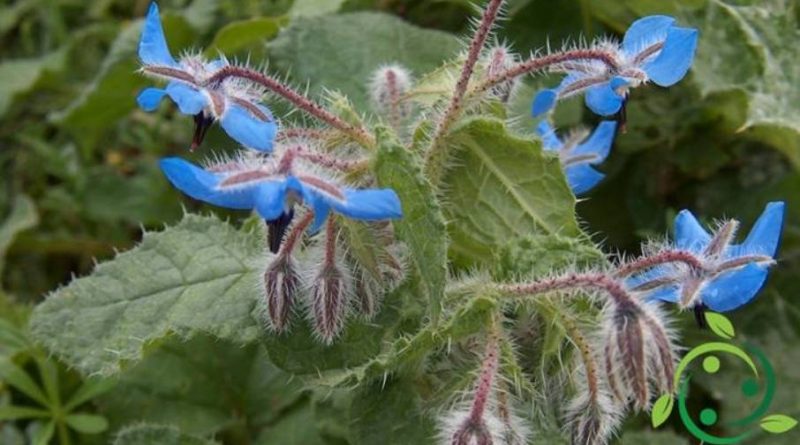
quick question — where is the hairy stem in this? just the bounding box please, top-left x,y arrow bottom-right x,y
469,333 -> 500,423
560,311 -> 600,400
425,0 -> 505,182
497,273 -> 634,306
279,211 -> 315,256
613,249 -> 705,278
206,66 -> 376,148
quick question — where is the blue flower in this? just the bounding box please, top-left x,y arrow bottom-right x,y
536,120 -> 617,195
531,15 -> 698,117
628,202 -> 785,312
159,156 -> 402,237
136,2 -> 277,151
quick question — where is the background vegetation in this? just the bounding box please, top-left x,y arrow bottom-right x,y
1,0 -> 798,443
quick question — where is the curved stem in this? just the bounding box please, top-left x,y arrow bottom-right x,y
206,66 -> 376,148
613,249 -> 705,278
497,273 -> 633,306
425,0 -> 505,183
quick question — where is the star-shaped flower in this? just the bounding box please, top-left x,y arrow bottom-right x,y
536,120 -> 617,195
628,202 -> 785,312
532,15 -> 698,118
159,151 -> 402,251
136,2 -> 277,151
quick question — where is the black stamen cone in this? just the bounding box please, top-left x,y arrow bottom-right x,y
615,98 -> 628,134
191,112 -> 214,151
267,209 -> 295,254
694,303 -> 708,329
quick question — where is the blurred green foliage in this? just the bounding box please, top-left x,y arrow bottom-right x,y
1,0 -> 799,444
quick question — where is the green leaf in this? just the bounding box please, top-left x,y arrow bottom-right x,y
0,48 -> 67,118
706,312 -> 735,339
207,17 -> 287,55
253,403 -> 326,445
493,233 -> 604,280
64,377 -> 117,411
64,413 -> 109,434
0,405 -> 49,421
31,421 -> 55,445
0,194 -> 38,276
113,424 -> 219,445
760,414 -> 798,434
99,335 -> 301,436
349,377 -> 436,445
439,118 -> 581,267
650,394 -> 675,428
29,214 -> 264,376
687,0 -> 800,167
0,358 -> 50,408
51,14 -> 195,152
267,12 -> 460,109
289,0 -> 345,17
374,128 -> 447,324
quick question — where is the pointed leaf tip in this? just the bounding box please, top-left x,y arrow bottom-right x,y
705,312 -> 735,339
760,414 -> 798,434
651,394 -> 674,428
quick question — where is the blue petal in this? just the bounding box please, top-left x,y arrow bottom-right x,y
735,201 -> 785,257
701,263 -> 769,312
205,58 -> 228,72
584,78 -> 626,116
565,164 -> 605,195
572,120 -> 617,162
645,285 -> 680,304
137,87 -> 167,111
165,82 -> 207,115
622,15 -> 676,56
254,181 -> 290,221
673,209 -> 711,252
138,2 -> 176,67
643,26 -> 698,87
220,102 -> 278,152
535,120 -> 563,151
331,189 -> 404,221
308,202 -> 332,233
531,89 -> 558,117
159,157 -> 257,209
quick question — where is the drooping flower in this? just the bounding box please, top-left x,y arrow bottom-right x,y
136,2 -> 277,151
531,15 -> 698,118
536,120 -> 617,195
158,149 -> 402,251
627,202 -> 785,313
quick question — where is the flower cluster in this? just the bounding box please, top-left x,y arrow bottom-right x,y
138,2 -> 404,342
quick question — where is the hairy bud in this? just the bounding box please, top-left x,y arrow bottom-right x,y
368,64 -> 413,124
601,300 -> 677,411
310,264 -> 351,344
485,46 -> 517,103
263,255 -> 300,333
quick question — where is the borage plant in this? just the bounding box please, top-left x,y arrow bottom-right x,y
28,1 -> 787,444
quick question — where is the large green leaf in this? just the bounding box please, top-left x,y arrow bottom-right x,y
0,195 -> 38,276
0,48 -> 67,118
29,214 -> 264,376
113,424 -> 219,445
51,13 -> 195,151
440,118 -> 581,266
99,335 -> 302,436
289,0 -> 345,17
207,17 -> 287,56
267,12 -> 460,109
687,0 -> 800,166
374,128 -> 447,324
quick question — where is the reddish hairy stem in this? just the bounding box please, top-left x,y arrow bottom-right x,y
473,48 -> 620,94
206,66 -> 375,148
469,335 -> 500,423
324,218 -> 338,268
613,250 -> 706,278
498,273 -> 633,306
279,212 -> 314,256
426,0 -> 505,167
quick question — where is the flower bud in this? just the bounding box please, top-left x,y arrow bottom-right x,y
263,256 -> 300,333
309,264 -> 351,344
368,64 -> 412,121
486,46 -> 517,103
